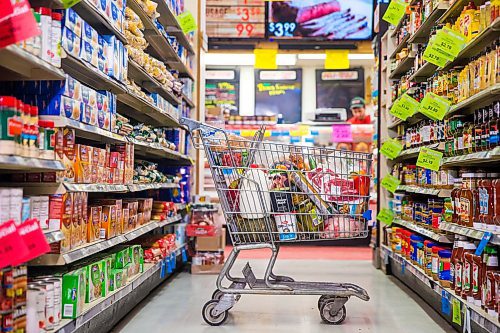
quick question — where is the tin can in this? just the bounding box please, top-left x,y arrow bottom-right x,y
31,281 -> 54,330
33,278 -> 61,324
27,286 -> 46,333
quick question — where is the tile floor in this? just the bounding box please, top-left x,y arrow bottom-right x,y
112,255 -> 456,333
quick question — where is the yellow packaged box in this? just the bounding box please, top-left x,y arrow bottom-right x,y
100,205 -> 116,239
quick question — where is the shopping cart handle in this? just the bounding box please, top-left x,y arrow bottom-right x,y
362,210 -> 372,221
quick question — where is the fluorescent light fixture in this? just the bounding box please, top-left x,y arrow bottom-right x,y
205,53 -> 297,66
298,53 -> 375,60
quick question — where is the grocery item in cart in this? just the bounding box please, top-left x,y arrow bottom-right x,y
208,132 -> 250,152
290,171 -> 332,215
274,214 -> 297,241
238,164 -> 271,219
269,161 -> 294,213
295,199 -> 324,232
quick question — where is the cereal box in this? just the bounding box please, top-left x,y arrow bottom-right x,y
75,145 -> 92,183
61,269 -> 86,319
100,205 -> 116,239
63,128 -> 76,183
85,261 -> 103,303
87,206 -> 101,242
49,193 -> 72,253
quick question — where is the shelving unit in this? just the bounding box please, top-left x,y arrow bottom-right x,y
375,2 -> 500,331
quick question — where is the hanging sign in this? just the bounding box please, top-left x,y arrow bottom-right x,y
390,94 -> 420,120
416,147 -> 443,171
254,49 -> 277,69
11,219 -> 50,266
380,139 -> 403,160
381,175 -> 401,194
0,0 -> 41,48
177,11 -> 197,34
382,0 -> 407,26
0,221 -> 29,270
325,50 -> 349,70
377,208 -> 395,226
420,92 -> 451,121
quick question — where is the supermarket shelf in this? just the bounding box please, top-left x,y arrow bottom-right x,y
72,0 -> 127,44
31,216 -> 183,266
62,54 -> 127,95
407,2 -> 449,43
395,142 -> 444,161
390,33 -> 410,59
390,18 -> 405,37
127,59 -> 180,106
446,83 -> 500,117
0,45 -> 65,80
63,183 -> 128,192
439,222 -> 500,246
182,93 -> 195,108
152,0 -> 194,53
381,245 -> 498,333
443,17 -> 500,70
442,146 -> 500,166
438,0 -> 468,24
392,218 -> 453,243
40,116 -> 126,143
52,243 -> 186,333
396,185 -> 452,197
131,138 -> 192,164
128,182 -> 180,192
0,155 -> 65,172
116,92 -> 181,127
168,58 -> 195,80
156,215 -> 183,227
389,55 -> 415,79
44,230 -> 65,244
409,62 -> 438,82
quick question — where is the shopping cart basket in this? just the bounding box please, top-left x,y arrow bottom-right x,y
181,118 -> 372,326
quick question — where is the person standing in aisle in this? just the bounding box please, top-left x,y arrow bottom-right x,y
347,97 -> 371,124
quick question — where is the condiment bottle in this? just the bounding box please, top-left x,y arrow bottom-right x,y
483,247 -> 498,311
439,250 -> 452,288
473,172 -> 486,229
472,252 -> 484,306
489,101 -> 499,148
493,176 -> 500,232
462,242 -> 477,300
21,102 -> 30,157
451,178 -> 462,225
0,96 -> 21,155
481,107 -> 490,151
451,236 -> 467,290
460,173 -> 475,228
432,246 -> 444,281
474,109 -> 482,152
481,173 -> 498,231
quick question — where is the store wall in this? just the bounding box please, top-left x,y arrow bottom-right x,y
209,61 -> 373,121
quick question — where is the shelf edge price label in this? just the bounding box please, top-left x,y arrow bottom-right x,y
381,174 -> 401,194
390,94 -> 420,120
377,208 -> 394,226
433,27 -> 466,59
416,147 -> 443,171
419,92 -> 450,121
380,139 -> 403,160
423,40 -> 451,67
382,0 -> 407,26
177,11 -> 197,34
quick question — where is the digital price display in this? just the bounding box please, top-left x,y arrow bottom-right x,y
206,0 -> 265,38
266,0 -> 373,40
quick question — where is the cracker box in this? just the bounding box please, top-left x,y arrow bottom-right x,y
75,144 -> 91,184
40,95 -> 81,121
87,206 -> 102,242
97,0 -> 111,17
71,192 -> 82,248
82,21 -> 98,47
109,269 -> 123,291
48,193 -> 72,253
114,247 -> 130,269
85,261 -> 103,303
81,104 -> 97,126
61,27 -> 81,58
121,208 -> 129,234
81,85 -> 97,108
61,269 -> 86,319
100,205 -> 116,239
63,8 -> 82,37
62,74 -> 81,101
63,128 -> 76,183
129,245 -> 141,276
81,192 -> 88,244
102,256 -> 113,294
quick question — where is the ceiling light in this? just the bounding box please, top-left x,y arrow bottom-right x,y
298,53 -> 374,60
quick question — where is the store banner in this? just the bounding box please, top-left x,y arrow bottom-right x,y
419,92 -> 450,121
325,50 -> 349,70
331,123 -> 352,142
0,220 -> 29,270
390,94 -> 419,121
177,11 -> 197,34
382,0 -> 407,26
416,147 -> 443,171
254,49 -> 277,69
0,0 -> 41,49
10,218 -> 50,266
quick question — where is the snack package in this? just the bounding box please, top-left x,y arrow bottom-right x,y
269,161 -> 294,213
61,269 -> 86,318
274,214 -> 297,241
85,261 -> 103,303
290,171 -> 331,215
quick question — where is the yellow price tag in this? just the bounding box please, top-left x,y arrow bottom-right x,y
254,49 -> 277,69
177,11 -> 197,34
382,0 -> 407,26
381,175 -> 401,194
416,147 -> 443,171
377,208 -> 395,226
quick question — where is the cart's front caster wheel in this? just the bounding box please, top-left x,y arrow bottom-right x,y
212,290 -> 224,301
202,300 -> 228,326
320,302 -> 346,325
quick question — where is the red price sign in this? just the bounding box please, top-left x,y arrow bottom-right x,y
11,219 -> 50,266
236,23 -> 255,36
0,221 -> 29,269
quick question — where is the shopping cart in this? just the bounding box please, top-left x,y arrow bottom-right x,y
181,118 -> 372,326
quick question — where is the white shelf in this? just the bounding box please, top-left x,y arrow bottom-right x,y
0,45 -> 65,80
63,183 -> 128,193
446,83 -> 500,117
439,222 -> 500,246
0,155 -> 64,171
30,215 -> 182,266
128,183 -> 180,192
442,146 -> 500,166
396,185 -> 452,197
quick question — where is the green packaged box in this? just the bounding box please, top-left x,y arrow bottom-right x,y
110,269 -> 124,291
129,245 -> 141,276
139,247 -> 144,273
61,269 -> 86,319
114,247 -> 131,269
101,257 -> 113,296
85,261 -> 103,303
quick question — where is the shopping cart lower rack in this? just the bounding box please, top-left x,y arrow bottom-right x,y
182,118 -> 373,326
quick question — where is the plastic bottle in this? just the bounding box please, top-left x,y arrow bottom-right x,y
51,12 -> 62,67
462,242 -> 477,300
239,164 -> 271,219
33,7 -> 52,63
0,96 -> 21,155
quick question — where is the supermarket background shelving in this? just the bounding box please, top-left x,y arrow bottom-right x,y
373,1 -> 500,332
0,0 -> 198,331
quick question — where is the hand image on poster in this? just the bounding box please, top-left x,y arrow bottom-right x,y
267,0 -> 373,40
255,69 -> 302,124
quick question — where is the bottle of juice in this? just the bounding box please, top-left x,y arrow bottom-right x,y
474,109 -> 483,152
490,101 -> 499,148
452,178 -> 463,225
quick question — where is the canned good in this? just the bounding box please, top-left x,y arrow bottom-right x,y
33,278 -> 61,325
31,281 -> 54,330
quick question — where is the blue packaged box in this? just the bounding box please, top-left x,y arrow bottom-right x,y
80,40 -> 98,68
61,27 -> 81,58
15,81 -> 52,95
82,21 -> 98,47
63,8 -> 82,37
102,35 -> 119,80
81,85 -> 97,108
97,0 -> 111,18
81,104 -> 97,126
98,36 -> 107,74
41,95 -> 81,121
63,75 -> 82,101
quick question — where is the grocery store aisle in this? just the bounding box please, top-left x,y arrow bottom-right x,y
112,255 -> 455,333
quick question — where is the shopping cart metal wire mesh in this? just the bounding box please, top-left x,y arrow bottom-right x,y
181,118 -> 372,326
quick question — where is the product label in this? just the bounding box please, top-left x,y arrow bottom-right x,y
432,257 -> 438,274
456,262 -> 462,288
464,261 -> 471,290
472,263 -> 479,293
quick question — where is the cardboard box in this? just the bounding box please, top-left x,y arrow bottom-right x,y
63,128 -> 76,183
110,269 -> 123,291
191,264 -> 224,275
100,205 -> 116,239
128,245 -> 141,276
121,208 -> 129,233
195,230 -> 226,252
85,261 -> 103,303
49,193 -> 72,253
102,256 -> 113,295
61,269 -> 86,319
75,144 -> 91,183
71,192 -> 82,248
87,206 -> 101,242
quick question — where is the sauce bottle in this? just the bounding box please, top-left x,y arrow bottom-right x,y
482,173 -> 498,231
474,109 -> 483,152
455,119 -> 465,155
493,176 -> 500,232
473,172 -> 486,229
472,253 -> 484,306
455,241 -> 468,294
489,101 -> 499,148
451,236 -> 467,290
484,247 -> 498,312
481,107 -> 490,151
462,242 -> 477,300
460,173 -> 475,227
452,178 -> 463,225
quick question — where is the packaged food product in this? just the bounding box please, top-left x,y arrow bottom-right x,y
62,8 -> 82,37
100,205 -> 116,239
63,128 -> 76,183
61,269 -> 86,319
48,193 -> 72,253
85,261 -> 103,303
75,144 -> 91,183
61,27 -> 81,58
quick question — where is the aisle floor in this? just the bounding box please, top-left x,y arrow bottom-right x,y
112,251 -> 455,333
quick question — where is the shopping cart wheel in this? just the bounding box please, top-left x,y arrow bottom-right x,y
202,300 -> 228,326
212,290 -> 224,301
317,295 -> 331,310
319,302 -> 346,325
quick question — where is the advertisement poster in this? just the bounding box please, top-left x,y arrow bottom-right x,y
206,0 -> 265,38
255,69 -> 302,124
316,68 -> 364,120
205,69 -> 240,116
267,0 -> 373,40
